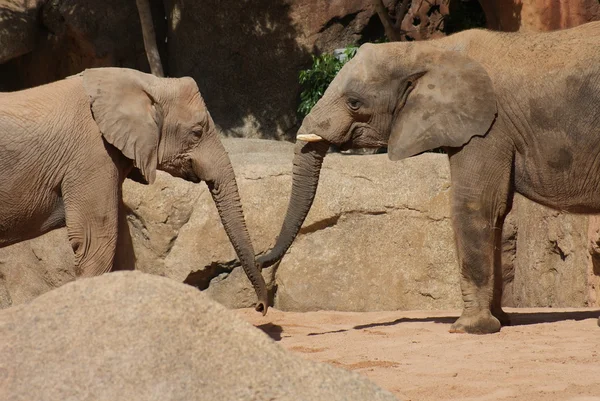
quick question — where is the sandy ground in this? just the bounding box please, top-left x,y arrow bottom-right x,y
237,307 -> 600,401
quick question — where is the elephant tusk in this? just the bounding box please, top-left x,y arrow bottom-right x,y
297,133 -> 325,142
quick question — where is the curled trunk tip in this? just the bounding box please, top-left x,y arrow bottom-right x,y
199,147 -> 269,314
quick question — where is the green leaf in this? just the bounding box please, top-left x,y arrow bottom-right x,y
297,44 -> 358,117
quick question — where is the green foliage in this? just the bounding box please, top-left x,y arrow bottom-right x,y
297,46 -> 357,117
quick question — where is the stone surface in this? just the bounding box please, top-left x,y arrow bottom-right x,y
164,0 -> 381,140
0,0 -> 463,137
1,139 -> 598,312
0,0 -> 45,64
273,151 -> 459,311
0,0 -> 159,91
2,0 -> 599,137
0,271 -> 398,401
586,216 -> 600,306
479,0 -> 600,32
399,0 -> 450,41
0,229 -> 73,309
506,197 -> 591,307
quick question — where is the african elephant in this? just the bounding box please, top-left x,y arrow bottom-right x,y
258,21 -> 600,333
0,67 -> 268,313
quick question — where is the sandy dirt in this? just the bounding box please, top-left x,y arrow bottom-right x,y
237,307 -> 600,401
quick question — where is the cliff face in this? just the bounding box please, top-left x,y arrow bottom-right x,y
480,0 -> 600,32
0,1 -> 598,138
0,0 -> 460,139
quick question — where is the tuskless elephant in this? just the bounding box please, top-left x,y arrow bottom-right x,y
258,21 -> 600,333
0,67 -> 268,314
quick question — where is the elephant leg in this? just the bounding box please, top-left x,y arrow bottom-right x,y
449,205 -> 502,334
62,177 -> 120,278
491,212 -> 512,326
112,200 -> 136,271
447,141 -> 514,334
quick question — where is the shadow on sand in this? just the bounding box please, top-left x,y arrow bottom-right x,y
254,310 -> 599,341
353,309 -> 600,330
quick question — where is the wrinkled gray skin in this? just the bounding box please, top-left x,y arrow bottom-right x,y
259,21 -> 600,332
0,68 -> 268,314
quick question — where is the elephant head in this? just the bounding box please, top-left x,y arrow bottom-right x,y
82,68 -> 268,314
258,41 -> 497,268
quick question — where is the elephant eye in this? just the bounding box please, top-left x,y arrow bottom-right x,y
347,98 -> 362,111
192,129 -> 203,138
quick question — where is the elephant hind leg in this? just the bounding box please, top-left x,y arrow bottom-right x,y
112,200 -> 136,272
62,175 -> 120,278
491,211 -> 513,327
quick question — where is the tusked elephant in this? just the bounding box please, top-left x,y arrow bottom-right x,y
0,67 -> 268,314
258,21 -> 600,333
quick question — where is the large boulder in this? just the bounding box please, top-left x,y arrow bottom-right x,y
0,271 -> 398,401
1,139 -> 599,312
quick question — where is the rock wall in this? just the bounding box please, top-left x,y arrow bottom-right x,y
480,0 -> 600,32
505,199 -> 591,307
0,0 -> 383,137
0,0 -> 473,139
1,139 -> 598,311
0,0 -> 156,92
164,0 -> 383,140
1,0 -> 598,138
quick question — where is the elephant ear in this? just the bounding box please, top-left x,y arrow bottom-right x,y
388,47 -> 497,161
83,68 -> 162,184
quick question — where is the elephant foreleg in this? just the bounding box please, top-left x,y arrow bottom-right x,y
447,139 -> 514,334
62,177 -> 120,278
450,204 -> 502,334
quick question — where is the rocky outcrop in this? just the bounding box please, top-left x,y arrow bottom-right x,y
0,0 -> 162,91
505,199 -> 591,307
163,0 -> 382,140
0,0 -> 45,64
0,271 -> 398,401
1,139 -> 598,312
163,0 -> 471,139
0,0 -> 474,138
2,0 -> 598,137
586,216 -> 600,306
480,0 -> 600,32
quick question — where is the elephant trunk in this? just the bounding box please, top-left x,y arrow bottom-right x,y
256,140 -> 329,268
195,141 -> 268,314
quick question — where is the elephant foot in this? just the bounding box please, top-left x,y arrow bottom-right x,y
450,311 -> 501,334
491,307 -> 511,326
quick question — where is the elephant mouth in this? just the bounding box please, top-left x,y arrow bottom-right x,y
185,169 -> 201,183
